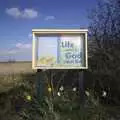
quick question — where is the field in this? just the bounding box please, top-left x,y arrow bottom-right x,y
0,61 -> 34,75
0,61 -> 35,93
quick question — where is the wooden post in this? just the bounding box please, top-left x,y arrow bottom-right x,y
78,70 -> 85,104
36,69 -> 45,100
78,70 -> 85,119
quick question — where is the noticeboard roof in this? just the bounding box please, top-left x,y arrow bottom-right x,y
32,29 -> 88,33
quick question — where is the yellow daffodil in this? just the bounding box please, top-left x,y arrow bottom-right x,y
26,95 -> 32,101
48,87 -> 52,92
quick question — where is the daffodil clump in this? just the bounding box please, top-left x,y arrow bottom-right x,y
26,95 -> 32,101
24,92 -> 32,101
48,87 -> 52,93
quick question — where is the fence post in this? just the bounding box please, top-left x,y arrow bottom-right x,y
78,70 -> 85,119
78,70 -> 85,104
36,69 -> 45,100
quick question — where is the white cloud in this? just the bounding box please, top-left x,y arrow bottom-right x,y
0,49 -> 18,56
28,33 -> 33,39
6,8 -> 38,19
6,8 -> 21,18
0,42 -> 32,56
45,16 -> 55,21
16,43 -> 32,49
22,9 -> 38,19
8,50 -> 17,54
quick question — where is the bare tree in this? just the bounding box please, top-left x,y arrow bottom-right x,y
89,0 -> 120,48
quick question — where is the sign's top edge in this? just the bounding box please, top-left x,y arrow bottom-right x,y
32,29 -> 88,32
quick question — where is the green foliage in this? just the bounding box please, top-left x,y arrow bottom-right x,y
18,88 -> 112,120
19,97 -> 60,120
87,47 -> 120,105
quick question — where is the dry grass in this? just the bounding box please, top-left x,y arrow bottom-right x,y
0,61 -> 36,93
0,61 -> 35,74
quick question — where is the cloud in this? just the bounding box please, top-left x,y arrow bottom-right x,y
6,8 -> 38,19
16,43 -> 32,49
6,8 -> 55,21
0,42 -> 32,56
6,8 -> 21,18
28,33 -> 33,39
8,50 -> 17,54
45,16 -> 55,21
22,9 -> 38,19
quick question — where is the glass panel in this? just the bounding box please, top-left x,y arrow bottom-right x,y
36,34 -> 85,68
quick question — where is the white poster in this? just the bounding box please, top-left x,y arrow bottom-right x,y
36,35 -> 85,67
59,35 -> 84,66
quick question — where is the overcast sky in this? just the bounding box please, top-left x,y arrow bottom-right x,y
0,0 -> 98,61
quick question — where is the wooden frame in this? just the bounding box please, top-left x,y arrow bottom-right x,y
32,29 -> 88,69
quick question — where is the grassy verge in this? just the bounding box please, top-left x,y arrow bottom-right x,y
0,73 -> 120,120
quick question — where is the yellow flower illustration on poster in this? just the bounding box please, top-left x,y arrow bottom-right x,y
38,56 -> 56,65
37,36 -> 58,66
